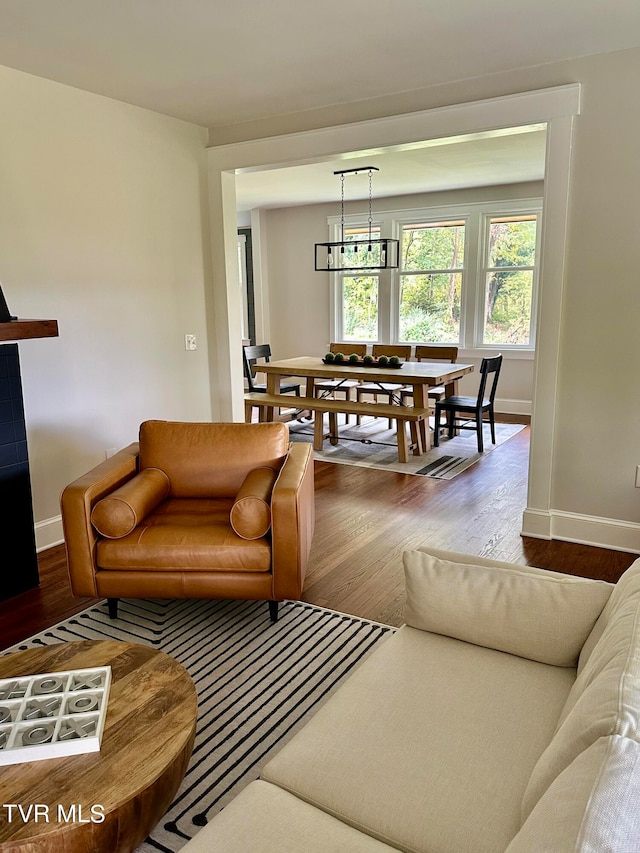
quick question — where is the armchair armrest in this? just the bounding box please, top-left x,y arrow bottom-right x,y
270,442 -> 315,600
60,443 -> 139,597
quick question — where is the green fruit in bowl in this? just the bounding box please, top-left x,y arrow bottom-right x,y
348,353 -> 360,363
377,355 -> 389,366
324,352 -> 335,362
334,352 -> 345,363
389,355 -> 401,366
363,354 -> 374,364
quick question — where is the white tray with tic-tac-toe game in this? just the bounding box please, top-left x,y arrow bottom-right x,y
0,666 -> 111,765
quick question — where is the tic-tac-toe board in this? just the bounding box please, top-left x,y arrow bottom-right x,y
0,666 -> 111,765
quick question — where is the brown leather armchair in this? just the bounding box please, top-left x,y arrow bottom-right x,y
61,420 -> 315,622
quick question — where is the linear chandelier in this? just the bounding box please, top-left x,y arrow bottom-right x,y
314,167 -> 399,272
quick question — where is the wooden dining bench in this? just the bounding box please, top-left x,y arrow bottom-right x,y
244,392 -> 430,462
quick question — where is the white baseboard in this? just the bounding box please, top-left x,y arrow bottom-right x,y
521,509 -> 553,539
522,508 -> 640,555
35,515 -> 64,553
496,398 -> 531,417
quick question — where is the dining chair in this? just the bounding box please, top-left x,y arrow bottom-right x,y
355,344 -> 412,427
433,354 -> 503,453
243,344 -> 304,422
314,342 -> 367,424
400,345 -> 459,409
242,344 -> 301,396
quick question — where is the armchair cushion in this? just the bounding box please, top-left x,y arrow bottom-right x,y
403,550 -> 612,667
90,467 -> 170,539
230,467 -> 278,540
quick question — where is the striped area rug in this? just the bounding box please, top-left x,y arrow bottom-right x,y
3,597 -> 394,852
290,415 -> 525,478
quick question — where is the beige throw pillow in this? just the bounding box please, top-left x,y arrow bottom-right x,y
403,550 -> 612,667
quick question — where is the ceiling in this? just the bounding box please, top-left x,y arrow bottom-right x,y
234,126 -> 548,212
1,0 -> 639,209
1,0 -> 640,133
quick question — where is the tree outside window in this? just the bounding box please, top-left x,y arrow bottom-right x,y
483,216 -> 537,345
339,226 -> 380,341
342,275 -> 378,340
399,221 -> 465,343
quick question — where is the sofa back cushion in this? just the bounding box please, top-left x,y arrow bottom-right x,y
521,557 -> 640,820
508,735 -> 640,852
139,420 -> 289,498
403,550 -> 612,667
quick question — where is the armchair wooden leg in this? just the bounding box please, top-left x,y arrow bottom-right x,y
268,601 -> 279,622
107,598 -> 119,619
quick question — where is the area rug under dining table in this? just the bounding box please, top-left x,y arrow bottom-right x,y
289,414 -> 526,478
2,597 -> 394,852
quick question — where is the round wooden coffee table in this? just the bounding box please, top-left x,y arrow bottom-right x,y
0,639 -> 197,852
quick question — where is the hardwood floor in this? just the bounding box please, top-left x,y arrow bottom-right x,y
1,426 -> 636,647
304,427 -> 636,625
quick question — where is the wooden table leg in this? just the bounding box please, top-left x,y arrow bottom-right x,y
409,421 -> 423,455
265,374 -> 281,423
413,385 -> 431,451
396,420 -> 409,463
313,411 -> 325,450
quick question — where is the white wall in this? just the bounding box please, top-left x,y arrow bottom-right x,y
550,48 -> 640,528
0,65 -> 212,546
260,182 -> 542,415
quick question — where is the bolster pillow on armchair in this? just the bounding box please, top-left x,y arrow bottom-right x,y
91,467 -> 170,539
230,466 -> 279,540
403,549 -> 612,667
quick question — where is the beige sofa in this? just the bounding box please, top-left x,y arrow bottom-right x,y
181,547 -> 640,852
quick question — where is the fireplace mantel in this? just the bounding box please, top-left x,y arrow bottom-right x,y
0,319 -> 59,342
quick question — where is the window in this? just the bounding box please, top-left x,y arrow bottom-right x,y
482,215 -> 537,346
399,220 -> 465,343
336,225 -> 381,342
329,199 -> 541,351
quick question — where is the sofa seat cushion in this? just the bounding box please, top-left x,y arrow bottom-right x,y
96,498 -> 271,572
181,781 -> 400,853
262,625 -> 576,853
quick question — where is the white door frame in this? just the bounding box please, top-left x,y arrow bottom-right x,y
206,83 -> 580,540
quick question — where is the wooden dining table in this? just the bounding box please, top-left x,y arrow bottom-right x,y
258,356 -> 474,452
